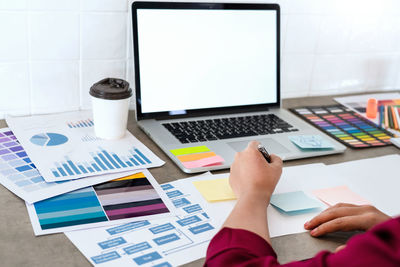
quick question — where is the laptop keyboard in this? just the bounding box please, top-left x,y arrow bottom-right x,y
162,114 -> 299,143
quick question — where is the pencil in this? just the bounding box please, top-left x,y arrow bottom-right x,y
379,105 -> 384,128
395,106 -> 400,130
391,105 -> 399,130
384,105 -> 389,128
388,106 -> 394,129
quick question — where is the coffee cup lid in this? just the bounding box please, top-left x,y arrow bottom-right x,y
90,78 -> 132,100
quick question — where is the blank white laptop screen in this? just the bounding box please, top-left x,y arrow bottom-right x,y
137,9 -> 277,114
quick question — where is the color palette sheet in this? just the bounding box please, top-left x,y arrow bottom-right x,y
6,111 -> 165,182
26,170 -> 177,235
170,145 -> 224,169
290,105 -> 394,148
0,128 -> 137,204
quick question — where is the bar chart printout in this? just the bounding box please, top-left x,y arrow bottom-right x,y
0,128 -> 138,204
6,111 -> 165,182
50,147 -> 152,179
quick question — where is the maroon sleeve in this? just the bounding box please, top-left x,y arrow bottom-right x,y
205,217 -> 400,267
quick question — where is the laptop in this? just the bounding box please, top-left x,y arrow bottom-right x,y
131,1 -> 346,173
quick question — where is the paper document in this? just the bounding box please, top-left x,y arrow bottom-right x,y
0,128 -> 137,203
6,111 -> 164,182
66,175 -> 218,267
26,170 -> 177,235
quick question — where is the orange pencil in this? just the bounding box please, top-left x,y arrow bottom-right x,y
391,105 -> 399,130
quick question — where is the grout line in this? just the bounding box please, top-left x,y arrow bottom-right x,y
27,9 -> 33,116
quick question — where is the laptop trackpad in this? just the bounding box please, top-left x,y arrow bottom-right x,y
228,138 -> 290,154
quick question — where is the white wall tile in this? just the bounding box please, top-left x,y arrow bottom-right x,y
0,12 -> 28,61
0,62 -> 30,118
126,59 -> 136,109
30,13 -> 79,60
286,0 -> 324,14
281,54 -> 314,98
0,0 -> 27,10
310,54 -> 369,95
81,13 -> 127,60
31,61 -> 79,114
81,0 -> 128,12
316,15 -> 351,54
29,0 -> 79,10
80,60 -> 126,109
365,53 -> 400,91
284,15 -> 321,53
346,16 -> 380,53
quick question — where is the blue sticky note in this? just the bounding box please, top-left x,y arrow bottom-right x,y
289,135 -> 334,149
270,191 -> 322,213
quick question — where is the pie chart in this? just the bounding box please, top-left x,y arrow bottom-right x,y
30,133 -> 68,146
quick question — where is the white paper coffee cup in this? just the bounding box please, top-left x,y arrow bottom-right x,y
90,78 -> 132,140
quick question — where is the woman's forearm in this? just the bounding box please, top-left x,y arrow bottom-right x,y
222,193 -> 271,244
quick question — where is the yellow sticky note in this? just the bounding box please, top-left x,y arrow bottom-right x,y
193,178 -> 237,202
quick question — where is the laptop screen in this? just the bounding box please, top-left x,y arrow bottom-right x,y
132,2 -> 280,120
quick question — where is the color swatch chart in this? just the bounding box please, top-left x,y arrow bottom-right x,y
290,105 -> 394,148
50,147 -> 152,179
27,172 -> 171,235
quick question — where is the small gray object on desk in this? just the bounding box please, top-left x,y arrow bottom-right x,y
1,92 -> 399,267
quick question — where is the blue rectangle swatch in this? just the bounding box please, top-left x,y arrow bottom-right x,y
91,251 -> 121,264
183,204 -> 202,213
153,233 -> 180,246
161,184 -> 174,190
123,242 -> 151,255
149,223 -> 175,234
166,190 -> 183,198
133,252 -> 162,265
189,223 -> 215,235
107,221 -> 150,235
176,215 -> 201,226
98,237 -> 127,249
172,198 -> 191,208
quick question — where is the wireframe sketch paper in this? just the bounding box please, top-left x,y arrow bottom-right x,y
65,176 -> 218,267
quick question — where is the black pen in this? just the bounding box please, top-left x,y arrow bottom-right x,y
257,144 -> 271,163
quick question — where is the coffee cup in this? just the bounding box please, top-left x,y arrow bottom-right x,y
89,78 -> 132,140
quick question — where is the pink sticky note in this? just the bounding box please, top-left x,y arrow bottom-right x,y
182,155 -> 224,169
312,185 -> 371,206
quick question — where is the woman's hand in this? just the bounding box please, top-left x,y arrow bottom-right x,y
229,141 -> 283,203
304,203 -> 391,237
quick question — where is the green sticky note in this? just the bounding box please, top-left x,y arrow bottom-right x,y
270,191 -> 322,213
170,145 -> 211,156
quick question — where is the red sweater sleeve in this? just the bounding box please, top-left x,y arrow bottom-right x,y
205,217 -> 400,267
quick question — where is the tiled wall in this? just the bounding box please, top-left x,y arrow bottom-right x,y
1,0 -> 400,119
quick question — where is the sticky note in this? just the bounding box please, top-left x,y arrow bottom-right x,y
177,151 -> 217,162
182,155 -> 224,169
312,185 -> 371,206
289,135 -> 334,149
170,146 -> 210,156
270,191 -> 322,213
193,178 -> 236,202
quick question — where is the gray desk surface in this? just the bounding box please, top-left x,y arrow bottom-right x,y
1,93 -> 399,267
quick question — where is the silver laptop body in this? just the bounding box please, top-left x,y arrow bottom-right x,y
131,2 -> 346,173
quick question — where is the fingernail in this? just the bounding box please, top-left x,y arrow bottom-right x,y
310,229 -> 317,236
